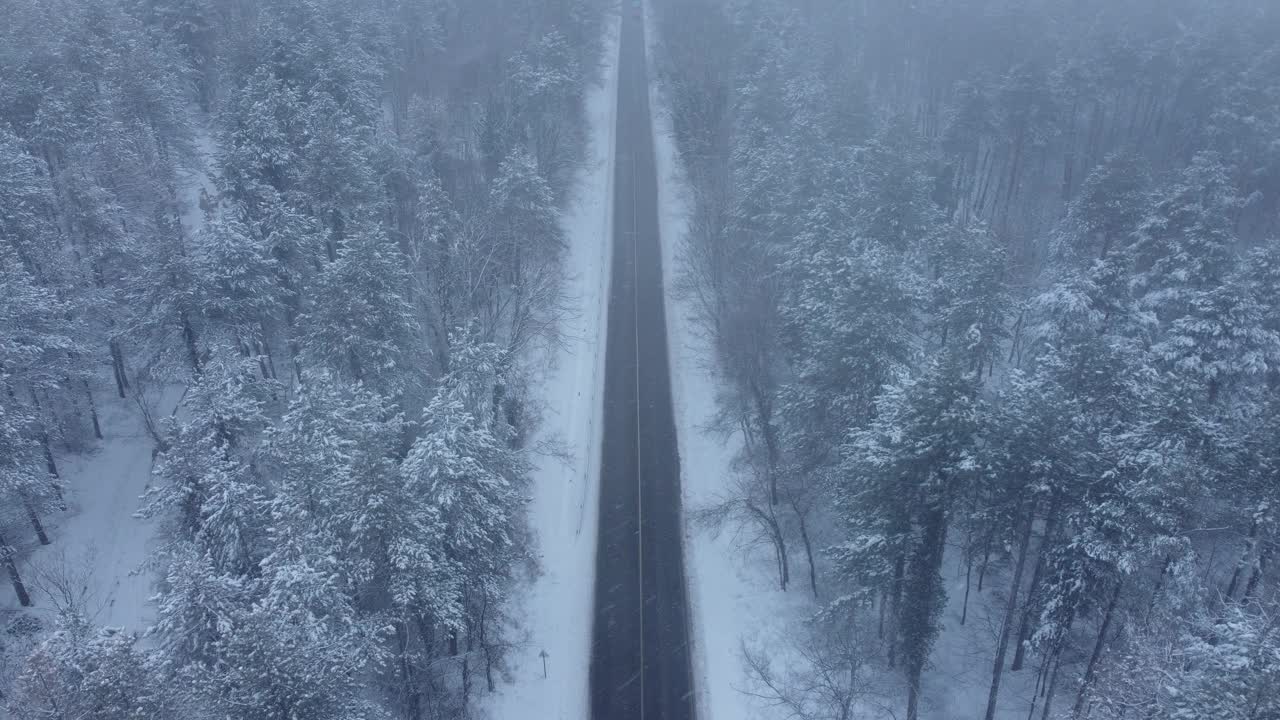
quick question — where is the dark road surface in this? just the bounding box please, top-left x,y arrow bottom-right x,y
589,5 -> 695,720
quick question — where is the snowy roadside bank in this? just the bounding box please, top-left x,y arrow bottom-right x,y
484,12 -> 620,720
644,6 -> 818,720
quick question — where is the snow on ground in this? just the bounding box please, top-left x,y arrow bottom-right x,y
1,116 -> 215,698
32,393 -> 165,631
0,386 -> 172,648
484,13 -> 620,720
643,9 -> 815,720
644,8 -> 1042,720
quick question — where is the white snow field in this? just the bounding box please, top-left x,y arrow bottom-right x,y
484,12 -> 620,720
22,394 -> 165,632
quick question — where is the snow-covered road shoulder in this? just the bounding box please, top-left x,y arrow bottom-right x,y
483,13 -> 619,720
645,7 -> 817,720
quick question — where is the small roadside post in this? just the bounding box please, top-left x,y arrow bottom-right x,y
539,649 -> 549,679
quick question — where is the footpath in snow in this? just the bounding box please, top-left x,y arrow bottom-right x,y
484,13 -> 620,720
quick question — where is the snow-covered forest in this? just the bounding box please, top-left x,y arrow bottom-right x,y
650,0 -> 1280,718
0,0 -> 606,716
6,0 -> 1280,717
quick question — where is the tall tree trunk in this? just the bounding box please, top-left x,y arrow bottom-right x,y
984,514 -> 1034,720
1225,521 -> 1258,602
1023,652 -> 1051,720
791,497 -> 818,598
480,594 -> 496,692
1242,541 -> 1270,602
749,378 -> 780,506
1145,555 -> 1172,623
109,339 -> 129,398
1002,132 -> 1025,221
82,380 -> 103,440
260,339 -> 278,380
0,532 -> 32,607
462,616 -> 474,707
1072,579 -> 1124,718
978,528 -> 994,591
396,620 -> 423,720
878,590 -> 887,639
1040,647 -> 1063,720
888,554 -> 905,668
348,347 -> 364,382
29,391 -> 66,510
904,507 -> 949,720
751,499 -> 789,590
181,312 -> 203,377
25,499 -> 50,546
1013,512 -> 1059,671
962,542 -> 974,626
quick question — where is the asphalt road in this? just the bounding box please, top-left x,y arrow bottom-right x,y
588,5 -> 695,720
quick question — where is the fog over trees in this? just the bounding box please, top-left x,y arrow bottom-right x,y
651,0 -> 1280,718
0,0 -> 603,716
3,0 -> 1280,718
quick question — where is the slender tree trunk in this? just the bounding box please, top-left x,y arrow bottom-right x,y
752,499 -> 789,590
774,529 -> 790,592
83,380 -> 103,440
878,590 -> 887,640
984,514 -> 1034,720
481,594 -> 496,692
888,554 -> 905,668
348,347 -> 364,382
791,498 -> 819,598
29,391 -> 66,510
1242,542 -> 1270,602
978,529 -> 994,591
962,543 -> 974,625
1002,132 -> 1025,220
41,431 -> 62,488
904,507 -> 949,720
1040,647 -> 1063,720
110,340 -> 129,398
1024,653 -> 1051,720
462,616 -> 474,707
1072,579 -> 1124,718
1225,521 -> 1259,602
181,312 -> 202,376
751,381 -> 781,507
0,532 -> 32,607
1146,555 -> 1172,623
260,340 -> 278,380
975,146 -> 996,217
25,499 -> 50,546
1014,513 -> 1059,671
396,620 -> 423,720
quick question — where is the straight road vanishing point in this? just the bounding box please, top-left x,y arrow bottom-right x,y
588,3 -> 696,720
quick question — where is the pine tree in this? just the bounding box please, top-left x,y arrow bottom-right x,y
832,354 -> 982,720
10,616 -> 175,720
300,226 -> 421,394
